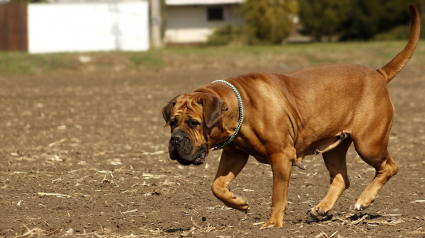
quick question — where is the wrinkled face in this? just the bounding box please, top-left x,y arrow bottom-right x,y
162,92 -> 225,166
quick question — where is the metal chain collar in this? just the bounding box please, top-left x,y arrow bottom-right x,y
212,80 -> 244,150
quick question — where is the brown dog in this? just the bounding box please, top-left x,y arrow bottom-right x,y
162,5 -> 420,228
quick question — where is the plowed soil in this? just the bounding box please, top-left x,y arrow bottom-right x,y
0,62 -> 424,237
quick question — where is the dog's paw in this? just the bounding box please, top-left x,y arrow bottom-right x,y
260,220 -> 283,229
260,223 -> 275,229
224,194 -> 249,211
234,203 -> 249,211
353,199 -> 374,211
308,207 -> 328,219
353,204 -> 363,211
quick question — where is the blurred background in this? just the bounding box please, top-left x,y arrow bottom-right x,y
0,0 -> 424,75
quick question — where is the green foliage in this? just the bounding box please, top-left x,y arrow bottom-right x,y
298,0 -> 423,41
376,15 -> 425,40
242,0 -> 299,44
206,25 -> 243,46
298,0 -> 350,41
373,25 -> 411,41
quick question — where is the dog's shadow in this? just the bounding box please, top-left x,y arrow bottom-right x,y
164,228 -> 189,233
305,212 -> 383,224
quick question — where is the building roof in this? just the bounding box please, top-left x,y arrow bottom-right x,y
166,0 -> 243,6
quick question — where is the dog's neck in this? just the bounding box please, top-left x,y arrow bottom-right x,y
211,80 -> 244,150
194,86 -> 241,150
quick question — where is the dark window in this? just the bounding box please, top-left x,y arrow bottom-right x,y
207,7 -> 224,21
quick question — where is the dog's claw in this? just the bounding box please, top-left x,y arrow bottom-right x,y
308,207 -> 328,219
308,208 -> 318,219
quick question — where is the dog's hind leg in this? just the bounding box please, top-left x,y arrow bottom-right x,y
211,149 -> 249,211
353,148 -> 398,211
309,138 -> 352,218
352,110 -> 398,211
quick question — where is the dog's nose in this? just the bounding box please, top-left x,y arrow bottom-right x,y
170,134 -> 184,146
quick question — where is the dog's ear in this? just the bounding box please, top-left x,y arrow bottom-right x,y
200,94 -> 227,128
162,95 -> 180,126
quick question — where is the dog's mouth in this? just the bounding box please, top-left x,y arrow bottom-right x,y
169,141 -> 208,166
193,151 -> 206,165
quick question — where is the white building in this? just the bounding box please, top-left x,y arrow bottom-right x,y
28,1 -> 150,53
164,0 -> 243,44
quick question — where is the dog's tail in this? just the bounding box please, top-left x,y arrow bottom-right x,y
377,4 -> 420,83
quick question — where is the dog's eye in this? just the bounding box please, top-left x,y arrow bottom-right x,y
187,120 -> 201,128
170,119 -> 178,129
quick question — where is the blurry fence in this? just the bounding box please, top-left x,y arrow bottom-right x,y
0,4 -> 28,51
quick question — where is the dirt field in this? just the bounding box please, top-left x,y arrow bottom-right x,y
0,55 -> 424,238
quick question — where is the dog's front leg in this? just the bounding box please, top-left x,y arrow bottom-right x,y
211,149 -> 249,211
261,151 -> 294,229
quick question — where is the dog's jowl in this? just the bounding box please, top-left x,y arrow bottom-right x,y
162,5 -> 420,229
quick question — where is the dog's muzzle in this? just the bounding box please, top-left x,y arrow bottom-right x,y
168,131 -> 207,166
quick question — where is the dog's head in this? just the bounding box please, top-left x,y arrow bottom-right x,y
162,92 -> 227,166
